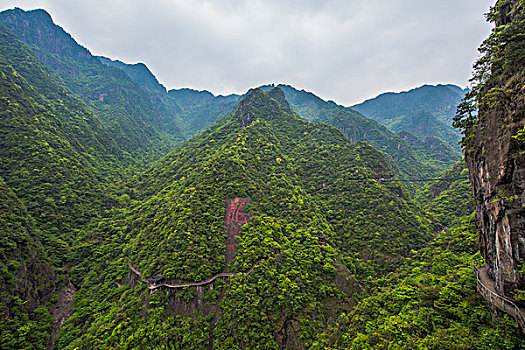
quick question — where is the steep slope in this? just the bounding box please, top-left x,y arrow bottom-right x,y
0,23 -> 123,262
0,8 -> 182,160
457,0 -> 525,299
262,84 -> 461,191
96,56 -> 191,137
352,84 -> 467,150
267,84 -> 351,124
313,158 -> 522,348
97,57 -> 167,95
313,214 -> 524,349
103,56 -> 453,189
167,88 -> 240,137
98,55 -> 241,138
59,89 -> 432,349
0,177 -> 56,350
416,161 -> 474,231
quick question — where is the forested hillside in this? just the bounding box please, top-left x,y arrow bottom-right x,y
314,214 -> 523,348
1,3 -> 523,349
0,7 -> 462,185
314,161 -> 522,348
0,178 -> 56,349
56,88 -> 435,349
352,84 -> 467,150
0,23 -> 126,262
265,84 -> 461,191
0,8 -> 182,162
98,56 -> 242,138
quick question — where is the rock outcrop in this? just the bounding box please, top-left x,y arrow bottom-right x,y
466,88 -> 525,295
464,0 -> 525,297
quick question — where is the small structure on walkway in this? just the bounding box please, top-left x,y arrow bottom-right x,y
145,275 -> 165,286
314,233 -> 326,246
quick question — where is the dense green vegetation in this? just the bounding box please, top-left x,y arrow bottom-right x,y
49,89 -> 523,349
352,84 -> 466,150
166,88 -> 240,138
454,0 -> 525,142
0,23 -> 127,262
1,3 -> 523,348
262,84 -> 461,193
98,56 -> 242,139
416,161 -> 474,230
313,214 -> 523,349
311,158 -> 522,349
454,0 -> 525,306
55,89 -> 435,348
0,8 -> 181,163
0,177 -> 56,350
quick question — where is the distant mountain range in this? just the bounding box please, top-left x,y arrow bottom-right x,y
0,8 -> 464,172
1,6 -> 522,349
352,84 -> 468,150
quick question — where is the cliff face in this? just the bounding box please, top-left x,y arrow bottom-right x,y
0,8 -> 93,63
464,0 -> 525,296
466,84 -> 525,295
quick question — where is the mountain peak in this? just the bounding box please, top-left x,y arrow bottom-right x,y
235,87 -> 292,127
10,7 -> 52,20
97,56 -> 167,94
266,87 -> 292,113
0,7 -> 94,62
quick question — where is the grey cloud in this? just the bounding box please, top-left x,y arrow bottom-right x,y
1,0 -> 493,104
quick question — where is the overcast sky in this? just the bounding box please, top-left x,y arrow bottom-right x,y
1,0 -> 494,105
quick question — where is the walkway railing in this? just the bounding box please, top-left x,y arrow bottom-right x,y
474,264 -> 525,332
128,260 -> 261,291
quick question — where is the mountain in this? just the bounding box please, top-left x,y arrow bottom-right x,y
0,8 -> 462,180
166,88 -> 241,137
88,56 -> 462,184
0,19 -> 153,348
59,36 -> 461,187
97,57 -> 167,95
0,8 -> 182,161
352,84 -> 467,150
260,84 -> 461,191
58,88 -> 433,349
2,5 -> 522,347
313,213 -> 524,348
98,55 -> 242,138
0,7 -> 239,147
312,156 -> 522,348
0,177 -> 56,350
416,160 -> 474,230
0,22 -> 128,259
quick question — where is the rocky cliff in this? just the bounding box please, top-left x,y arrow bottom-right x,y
464,0 -> 525,297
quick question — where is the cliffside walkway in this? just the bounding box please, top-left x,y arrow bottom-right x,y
129,261 -> 260,291
474,265 -> 525,332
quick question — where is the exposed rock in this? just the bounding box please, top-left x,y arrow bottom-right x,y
466,105 -> 525,295
47,281 -> 77,350
465,55 -> 525,296
0,8 -> 94,63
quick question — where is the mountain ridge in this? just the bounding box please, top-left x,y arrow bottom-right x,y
352,84 -> 467,150
61,88 -> 434,348
0,7 -> 184,161
2,5 -> 521,348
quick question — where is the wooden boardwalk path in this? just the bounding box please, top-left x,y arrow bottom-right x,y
475,265 -> 525,333
128,261 -> 261,291
148,272 -> 235,290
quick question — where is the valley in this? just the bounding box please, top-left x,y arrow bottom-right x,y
0,2 -> 524,349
